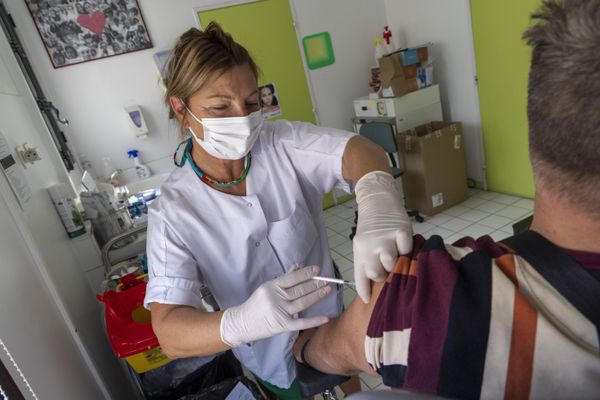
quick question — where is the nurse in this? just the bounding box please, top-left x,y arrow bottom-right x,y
145,22 -> 413,398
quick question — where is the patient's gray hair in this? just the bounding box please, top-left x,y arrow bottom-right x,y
524,0 -> 600,215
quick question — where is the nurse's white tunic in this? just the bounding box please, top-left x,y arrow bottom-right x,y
144,120 -> 355,388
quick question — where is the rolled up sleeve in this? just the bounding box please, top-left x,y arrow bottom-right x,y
286,122 -> 356,195
144,213 -> 205,310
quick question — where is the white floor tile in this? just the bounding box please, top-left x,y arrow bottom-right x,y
340,265 -> 354,281
461,197 -> 488,209
332,207 -> 356,220
423,226 -> 455,240
460,223 -> 496,238
324,207 -> 337,215
475,200 -> 506,214
459,209 -> 489,223
327,232 -> 348,248
442,204 -> 471,217
499,223 -> 515,234
424,213 -> 453,226
472,190 -> 501,201
496,205 -> 531,220
478,214 -> 514,229
359,372 -> 384,391
492,193 -> 522,205
442,217 -> 473,232
334,241 -> 354,257
343,198 -> 358,208
329,220 -> 354,235
342,287 -> 356,308
335,257 -> 353,273
513,198 -> 534,210
446,233 -> 465,244
412,221 -> 435,235
331,250 -> 346,262
324,214 -> 344,227
489,230 -> 512,241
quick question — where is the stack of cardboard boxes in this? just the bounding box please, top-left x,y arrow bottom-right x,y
396,121 -> 468,216
379,45 -> 433,98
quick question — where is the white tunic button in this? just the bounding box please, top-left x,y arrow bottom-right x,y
255,241 -> 260,247
247,203 -> 252,207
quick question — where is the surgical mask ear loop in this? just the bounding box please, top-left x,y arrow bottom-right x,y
180,99 -> 209,144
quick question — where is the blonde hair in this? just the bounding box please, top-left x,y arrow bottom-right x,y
164,22 -> 260,121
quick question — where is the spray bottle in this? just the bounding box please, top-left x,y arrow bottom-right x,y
374,38 -> 385,66
127,149 -> 151,180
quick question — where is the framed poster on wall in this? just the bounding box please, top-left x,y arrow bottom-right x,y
23,0 -> 152,68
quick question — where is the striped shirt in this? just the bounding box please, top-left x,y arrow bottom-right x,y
364,234 -> 600,399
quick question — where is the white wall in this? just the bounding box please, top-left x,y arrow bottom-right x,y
0,19 -> 137,400
383,0 -> 486,183
6,0 -> 389,186
290,0 -> 388,131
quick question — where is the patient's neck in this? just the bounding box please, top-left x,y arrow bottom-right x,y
531,189 -> 600,254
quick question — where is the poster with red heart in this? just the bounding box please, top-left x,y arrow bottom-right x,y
24,0 -> 152,68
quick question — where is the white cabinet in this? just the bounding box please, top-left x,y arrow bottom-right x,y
353,85 -> 443,133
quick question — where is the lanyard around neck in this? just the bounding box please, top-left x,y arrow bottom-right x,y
173,139 -> 251,188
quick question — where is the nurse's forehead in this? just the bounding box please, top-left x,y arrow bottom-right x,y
199,69 -> 258,99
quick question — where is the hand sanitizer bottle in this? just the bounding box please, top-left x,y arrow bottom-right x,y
127,149 -> 151,180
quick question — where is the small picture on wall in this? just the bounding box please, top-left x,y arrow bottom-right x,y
259,83 -> 282,119
23,0 -> 153,68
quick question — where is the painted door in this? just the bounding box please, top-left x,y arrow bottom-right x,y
470,0 -> 541,197
198,1 -> 340,208
197,0 -> 315,124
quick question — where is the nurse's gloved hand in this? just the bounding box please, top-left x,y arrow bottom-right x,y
353,171 -> 413,304
219,266 -> 331,347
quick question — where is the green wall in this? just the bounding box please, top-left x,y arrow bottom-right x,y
198,0 -> 315,124
470,0 -> 541,198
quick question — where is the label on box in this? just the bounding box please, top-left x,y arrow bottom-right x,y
454,134 -> 462,150
381,86 -> 394,97
431,192 -> 444,208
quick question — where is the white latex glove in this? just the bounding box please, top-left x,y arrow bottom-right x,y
220,265 -> 331,347
353,171 -> 413,303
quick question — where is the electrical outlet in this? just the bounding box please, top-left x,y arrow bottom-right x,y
16,143 -> 42,167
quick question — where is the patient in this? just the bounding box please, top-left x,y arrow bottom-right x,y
294,1 -> 600,398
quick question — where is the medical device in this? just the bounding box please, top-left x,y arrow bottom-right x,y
312,276 -> 355,286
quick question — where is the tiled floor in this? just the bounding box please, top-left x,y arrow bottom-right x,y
320,188 -> 533,397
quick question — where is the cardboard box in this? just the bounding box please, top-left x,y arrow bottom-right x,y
379,46 -> 429,97
397,121 -> 468,216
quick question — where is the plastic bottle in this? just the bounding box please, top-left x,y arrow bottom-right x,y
127,149 -> 151,180
47,183 -> 86,238
374,38 -> 385,66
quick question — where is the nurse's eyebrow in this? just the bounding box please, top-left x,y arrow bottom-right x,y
206,90 -> 259,100
206,94 -> 232,100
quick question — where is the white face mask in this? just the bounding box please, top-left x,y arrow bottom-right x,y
184,105 -> 263,160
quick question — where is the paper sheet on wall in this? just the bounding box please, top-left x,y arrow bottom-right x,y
0,130 -> 31,210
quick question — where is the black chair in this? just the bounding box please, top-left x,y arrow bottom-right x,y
512,214 -> 533,235
296,360 -> 349,400
359,122 -> 405,180
349,122 -> 423,239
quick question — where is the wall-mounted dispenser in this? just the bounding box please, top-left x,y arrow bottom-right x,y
124,105 -> 149,138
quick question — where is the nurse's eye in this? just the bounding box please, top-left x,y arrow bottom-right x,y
206,105 -> 229,116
